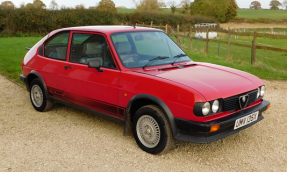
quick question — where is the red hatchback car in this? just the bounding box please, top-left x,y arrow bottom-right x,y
20,26 -> 270,154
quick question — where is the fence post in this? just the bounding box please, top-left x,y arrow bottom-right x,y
150,21 -> 153,28
227,29 -> 231,59
206,29 -> 209,54
136,23 -> 138,26
121,23 -> 123,25
159,23 -> 162,30
126,22 -> 128,25
189,26 -> 193,51
143,22 -> 144,26
218,38 -> 221,56
177,25 -> 179,44
166,24 -> 168,34
252,31 -> 257,65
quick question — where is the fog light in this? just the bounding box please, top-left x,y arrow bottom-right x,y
210,124 -> 220,132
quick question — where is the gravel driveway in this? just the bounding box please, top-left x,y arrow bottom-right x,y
0,74 -> 286,171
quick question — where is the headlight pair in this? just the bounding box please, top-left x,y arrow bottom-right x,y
194,99 -> 221,117
256,86 -> 266,99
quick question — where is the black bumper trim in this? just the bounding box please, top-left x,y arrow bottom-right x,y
19,74 -> 29,90
174,100 -> 270,143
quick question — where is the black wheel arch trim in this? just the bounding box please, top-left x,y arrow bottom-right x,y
124,94 -> 179,137
26,71 -> 51,101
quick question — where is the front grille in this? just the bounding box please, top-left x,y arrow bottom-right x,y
222,89 -> 258,112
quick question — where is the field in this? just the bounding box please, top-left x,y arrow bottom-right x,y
0,36 -> 287,85
0,37 -> 42,83
237,9 -> 287,19
117,8 -> 287,20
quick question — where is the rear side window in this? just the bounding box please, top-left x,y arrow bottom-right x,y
44,32 -> 70,60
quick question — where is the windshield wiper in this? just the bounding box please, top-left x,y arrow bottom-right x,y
143,56 -> 169,69
171,54 -> 188,65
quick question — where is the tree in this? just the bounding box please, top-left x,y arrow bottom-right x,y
158,0 -> 166,8
49,0 -> 58,10
0,1 -> 15,9
270,0 -> 282,10
250,1 -> 261,9
133,0 -> 160,12
168,1 -> 177,14
190,0 -> 237,23
225,0 -> 238,22
76,4 -> 85,9
97,0 -> 117,13
283,0 -> 287,9
26,0 -> 46,9
180,0 -> 191,14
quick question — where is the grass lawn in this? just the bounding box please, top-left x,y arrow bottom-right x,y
0,36 -> 286,86
237,9 -> 287,19
0,37 -> 42,83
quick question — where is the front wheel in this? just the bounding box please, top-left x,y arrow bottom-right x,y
30,78 -> 53,112
132,105 -> 175,154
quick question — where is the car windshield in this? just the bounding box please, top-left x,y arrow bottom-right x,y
111,31 -> 192,68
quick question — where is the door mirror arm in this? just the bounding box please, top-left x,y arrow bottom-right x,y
88,60 -> 104,72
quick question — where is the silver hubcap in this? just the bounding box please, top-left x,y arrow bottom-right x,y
31,85 -> 43,107
136,115 -> 160,148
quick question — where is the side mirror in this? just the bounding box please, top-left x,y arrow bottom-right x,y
88,60 -> 103,72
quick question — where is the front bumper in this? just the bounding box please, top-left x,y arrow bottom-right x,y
174,100 -> 270,143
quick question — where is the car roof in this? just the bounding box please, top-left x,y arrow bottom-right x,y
49,26 -> 161,37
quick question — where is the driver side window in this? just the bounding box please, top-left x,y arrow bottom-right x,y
69,33 -> 116,69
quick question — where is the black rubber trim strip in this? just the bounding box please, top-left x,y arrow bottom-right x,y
51,97 -> 125,123
174,100 -> 270,143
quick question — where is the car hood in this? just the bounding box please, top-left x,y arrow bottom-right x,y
134,62 -> 263,101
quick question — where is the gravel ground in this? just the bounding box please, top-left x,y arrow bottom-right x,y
0,75 -> 287,172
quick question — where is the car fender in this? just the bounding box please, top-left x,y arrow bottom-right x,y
27,71 -> 50,100
124,94 -> 179,137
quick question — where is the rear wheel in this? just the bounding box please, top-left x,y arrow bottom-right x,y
132,105 -> 174,154
30,78 -> 53,112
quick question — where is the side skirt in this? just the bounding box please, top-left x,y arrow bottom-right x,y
51,97 -> 125,123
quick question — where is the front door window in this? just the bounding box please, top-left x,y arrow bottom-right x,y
69,33 -> 116,69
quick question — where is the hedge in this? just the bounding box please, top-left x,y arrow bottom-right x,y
0,8 -> 216,36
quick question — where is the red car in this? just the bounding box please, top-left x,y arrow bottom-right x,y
20,26 -> 270,154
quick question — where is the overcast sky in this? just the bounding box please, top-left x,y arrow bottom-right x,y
6,0 -> 278,9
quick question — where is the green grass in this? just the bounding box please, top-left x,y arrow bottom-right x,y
0,37 -> 42,83
237,9 -> 287,19
0,36 -> 286,85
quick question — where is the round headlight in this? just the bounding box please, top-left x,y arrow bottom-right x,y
202,102 -> 210,116
260,86 -> 265,97
212,100 -> 219,113
257,88 -> 260,99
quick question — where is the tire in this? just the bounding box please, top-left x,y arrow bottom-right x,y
30,78 -> 53,112
132,105 -> 175,154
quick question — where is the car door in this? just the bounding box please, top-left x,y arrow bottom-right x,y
40,31 -> 71,97
59,31 -> 123,118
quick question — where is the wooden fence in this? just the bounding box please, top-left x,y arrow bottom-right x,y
125,22 -> 287,66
